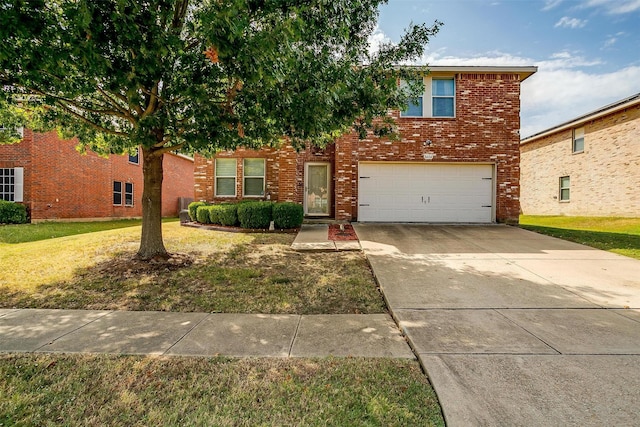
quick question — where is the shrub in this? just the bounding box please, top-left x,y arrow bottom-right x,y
188,201 -> 208,221
217,204 -> 239,226
0,200 -> 28,224
273,202 -> 303,229
196,205 -> 211,224
237,201 -> 273,229
207,205 -> 222,225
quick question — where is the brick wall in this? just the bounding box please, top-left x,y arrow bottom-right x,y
194,72 -> 524,223
521,104 -> 640,216
0,130 -> 194,220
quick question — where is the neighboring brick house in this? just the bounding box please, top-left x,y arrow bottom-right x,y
520,93 -> 640,217
0,129 -> 194,221
194,66 -> 537,223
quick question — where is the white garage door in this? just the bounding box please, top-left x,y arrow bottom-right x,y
358,163 -> 494,223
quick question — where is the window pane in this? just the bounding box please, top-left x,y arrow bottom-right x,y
113,181 -> 122,192
216,177 -> 236,196
560,189 -> 570,201
244,158 -> 265,177
401,98 -> 423,117
216,158 -> 237,177
128,148 -> 139,164
433,79 -> 454,96
573,137 -> 584,152
560,176 -> 570,187
433,98 -> 454,117
244,178 -> 264,196
574,127 -> 584,139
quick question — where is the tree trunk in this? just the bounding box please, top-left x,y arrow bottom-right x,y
137,146 -> 168,260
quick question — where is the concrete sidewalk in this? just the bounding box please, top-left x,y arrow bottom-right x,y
354,224 -> 640,427
0,309 -> 413,358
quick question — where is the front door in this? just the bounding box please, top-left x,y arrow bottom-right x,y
304,162 -> 331,216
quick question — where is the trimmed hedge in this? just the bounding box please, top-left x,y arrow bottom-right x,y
237,201 -> 273,229
217,204 -> 239,226
273,202 -> 303,229
188,201 -> 208,221
0,200 -> 28,224
196,205 -> 212,224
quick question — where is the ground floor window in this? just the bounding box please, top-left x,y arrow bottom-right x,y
0,167 -> 23,202
559,176 -> 570,201
215,158 -> 237,197
243,158 -> 265,197
114,181 -> 134,206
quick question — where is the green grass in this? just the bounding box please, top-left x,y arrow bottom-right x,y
0,219 -> 148,244
519,215 -> 640,259
0,354 -> 445,426
0,221 -> 385,313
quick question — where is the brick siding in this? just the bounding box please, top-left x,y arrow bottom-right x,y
521,104 -> 640,217
194,71 -> 525,223
0,130 -> 194,220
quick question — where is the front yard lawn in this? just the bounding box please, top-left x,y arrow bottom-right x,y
519,215 -> 640,260
0,221 -> 384,314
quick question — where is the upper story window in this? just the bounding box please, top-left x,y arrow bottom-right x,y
113,181 -> 134,206
572,127 -> 584,153
215,158 -> 237,197
0,167 -> 24,202
128,147 -> 140,164
243,158 -> 266,197
400,76 -> 455,118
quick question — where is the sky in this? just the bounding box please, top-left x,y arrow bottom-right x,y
374,0 -> 640,137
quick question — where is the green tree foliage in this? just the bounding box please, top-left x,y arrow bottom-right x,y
0,0 -> 440,259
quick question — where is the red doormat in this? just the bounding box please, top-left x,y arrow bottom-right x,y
328,224 -> 358,241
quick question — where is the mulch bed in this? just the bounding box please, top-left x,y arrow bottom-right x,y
328,224 -> 358,241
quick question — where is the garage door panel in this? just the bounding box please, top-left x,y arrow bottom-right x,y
358,163 -> 494,223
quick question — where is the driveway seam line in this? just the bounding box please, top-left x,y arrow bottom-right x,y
162,312 -> 212,356
33,310 -> 113,352
494,309 -> 562,355
288,315 -> 303,357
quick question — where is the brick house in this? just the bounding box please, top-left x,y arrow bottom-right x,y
194,66 -> 537,223
0,129 -> 194,221
520,93 -> 640,217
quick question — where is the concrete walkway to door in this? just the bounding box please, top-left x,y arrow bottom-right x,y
353,224 -> 640,427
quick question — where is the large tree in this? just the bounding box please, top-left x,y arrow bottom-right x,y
0,0 -> 439,260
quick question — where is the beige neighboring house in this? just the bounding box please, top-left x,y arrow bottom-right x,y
520,93 -> 640,217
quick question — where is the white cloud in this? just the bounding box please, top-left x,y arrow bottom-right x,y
582,0 -> 640,14
554,16 -> 588,28
542,0 -> 564,11
603,36 -> 618,48
368,28 -> 393,57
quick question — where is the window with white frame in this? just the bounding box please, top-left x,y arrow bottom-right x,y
215,158 -> 237,197
432,78 -> 455,117
243,158 -> 265,197
559,176 -> 570,201
113,181 -> 134,206
572,127 -> 584,153
400,76 -> 455,118
0,167 -> 23,202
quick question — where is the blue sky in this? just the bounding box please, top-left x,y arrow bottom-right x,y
374,0 -> 640,137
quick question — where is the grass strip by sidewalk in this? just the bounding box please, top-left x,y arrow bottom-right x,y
0,354 -> 445,427
519,215 -> 640,260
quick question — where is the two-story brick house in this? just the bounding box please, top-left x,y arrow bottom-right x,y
520,93 -> 640,217
194,66 -> 537,223
0,129 -> 195,221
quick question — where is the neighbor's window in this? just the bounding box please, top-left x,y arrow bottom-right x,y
572,127 -> 584,153
559,176 -> 570,201
432,78 -> 455,117
243,158 -> 265,197
400,79 -> 424,117
125,182 -> 134,206
0,167 -> 24,202
113,181 -> 122,205
128,147 -> 140,164
215,158 -> 237,197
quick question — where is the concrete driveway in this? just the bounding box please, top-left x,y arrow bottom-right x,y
353,224 -> 640,426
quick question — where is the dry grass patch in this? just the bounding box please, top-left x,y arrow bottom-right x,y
0,222 -> 384,314
0,354 -> 444,426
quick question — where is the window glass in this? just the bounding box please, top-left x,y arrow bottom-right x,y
432,79 -> 455,96
113,181 -> 122,205
128,148 -> 140,164
560,176 -> 570,201
243,159 -> 265,196
432,78 -> 455,117
215,158 -> 237,196
125,182 -> 134,206
400,79 -> 424,117
573,127 -> 584,153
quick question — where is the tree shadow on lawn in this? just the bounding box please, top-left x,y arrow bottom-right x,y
0,242 -> 386,315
